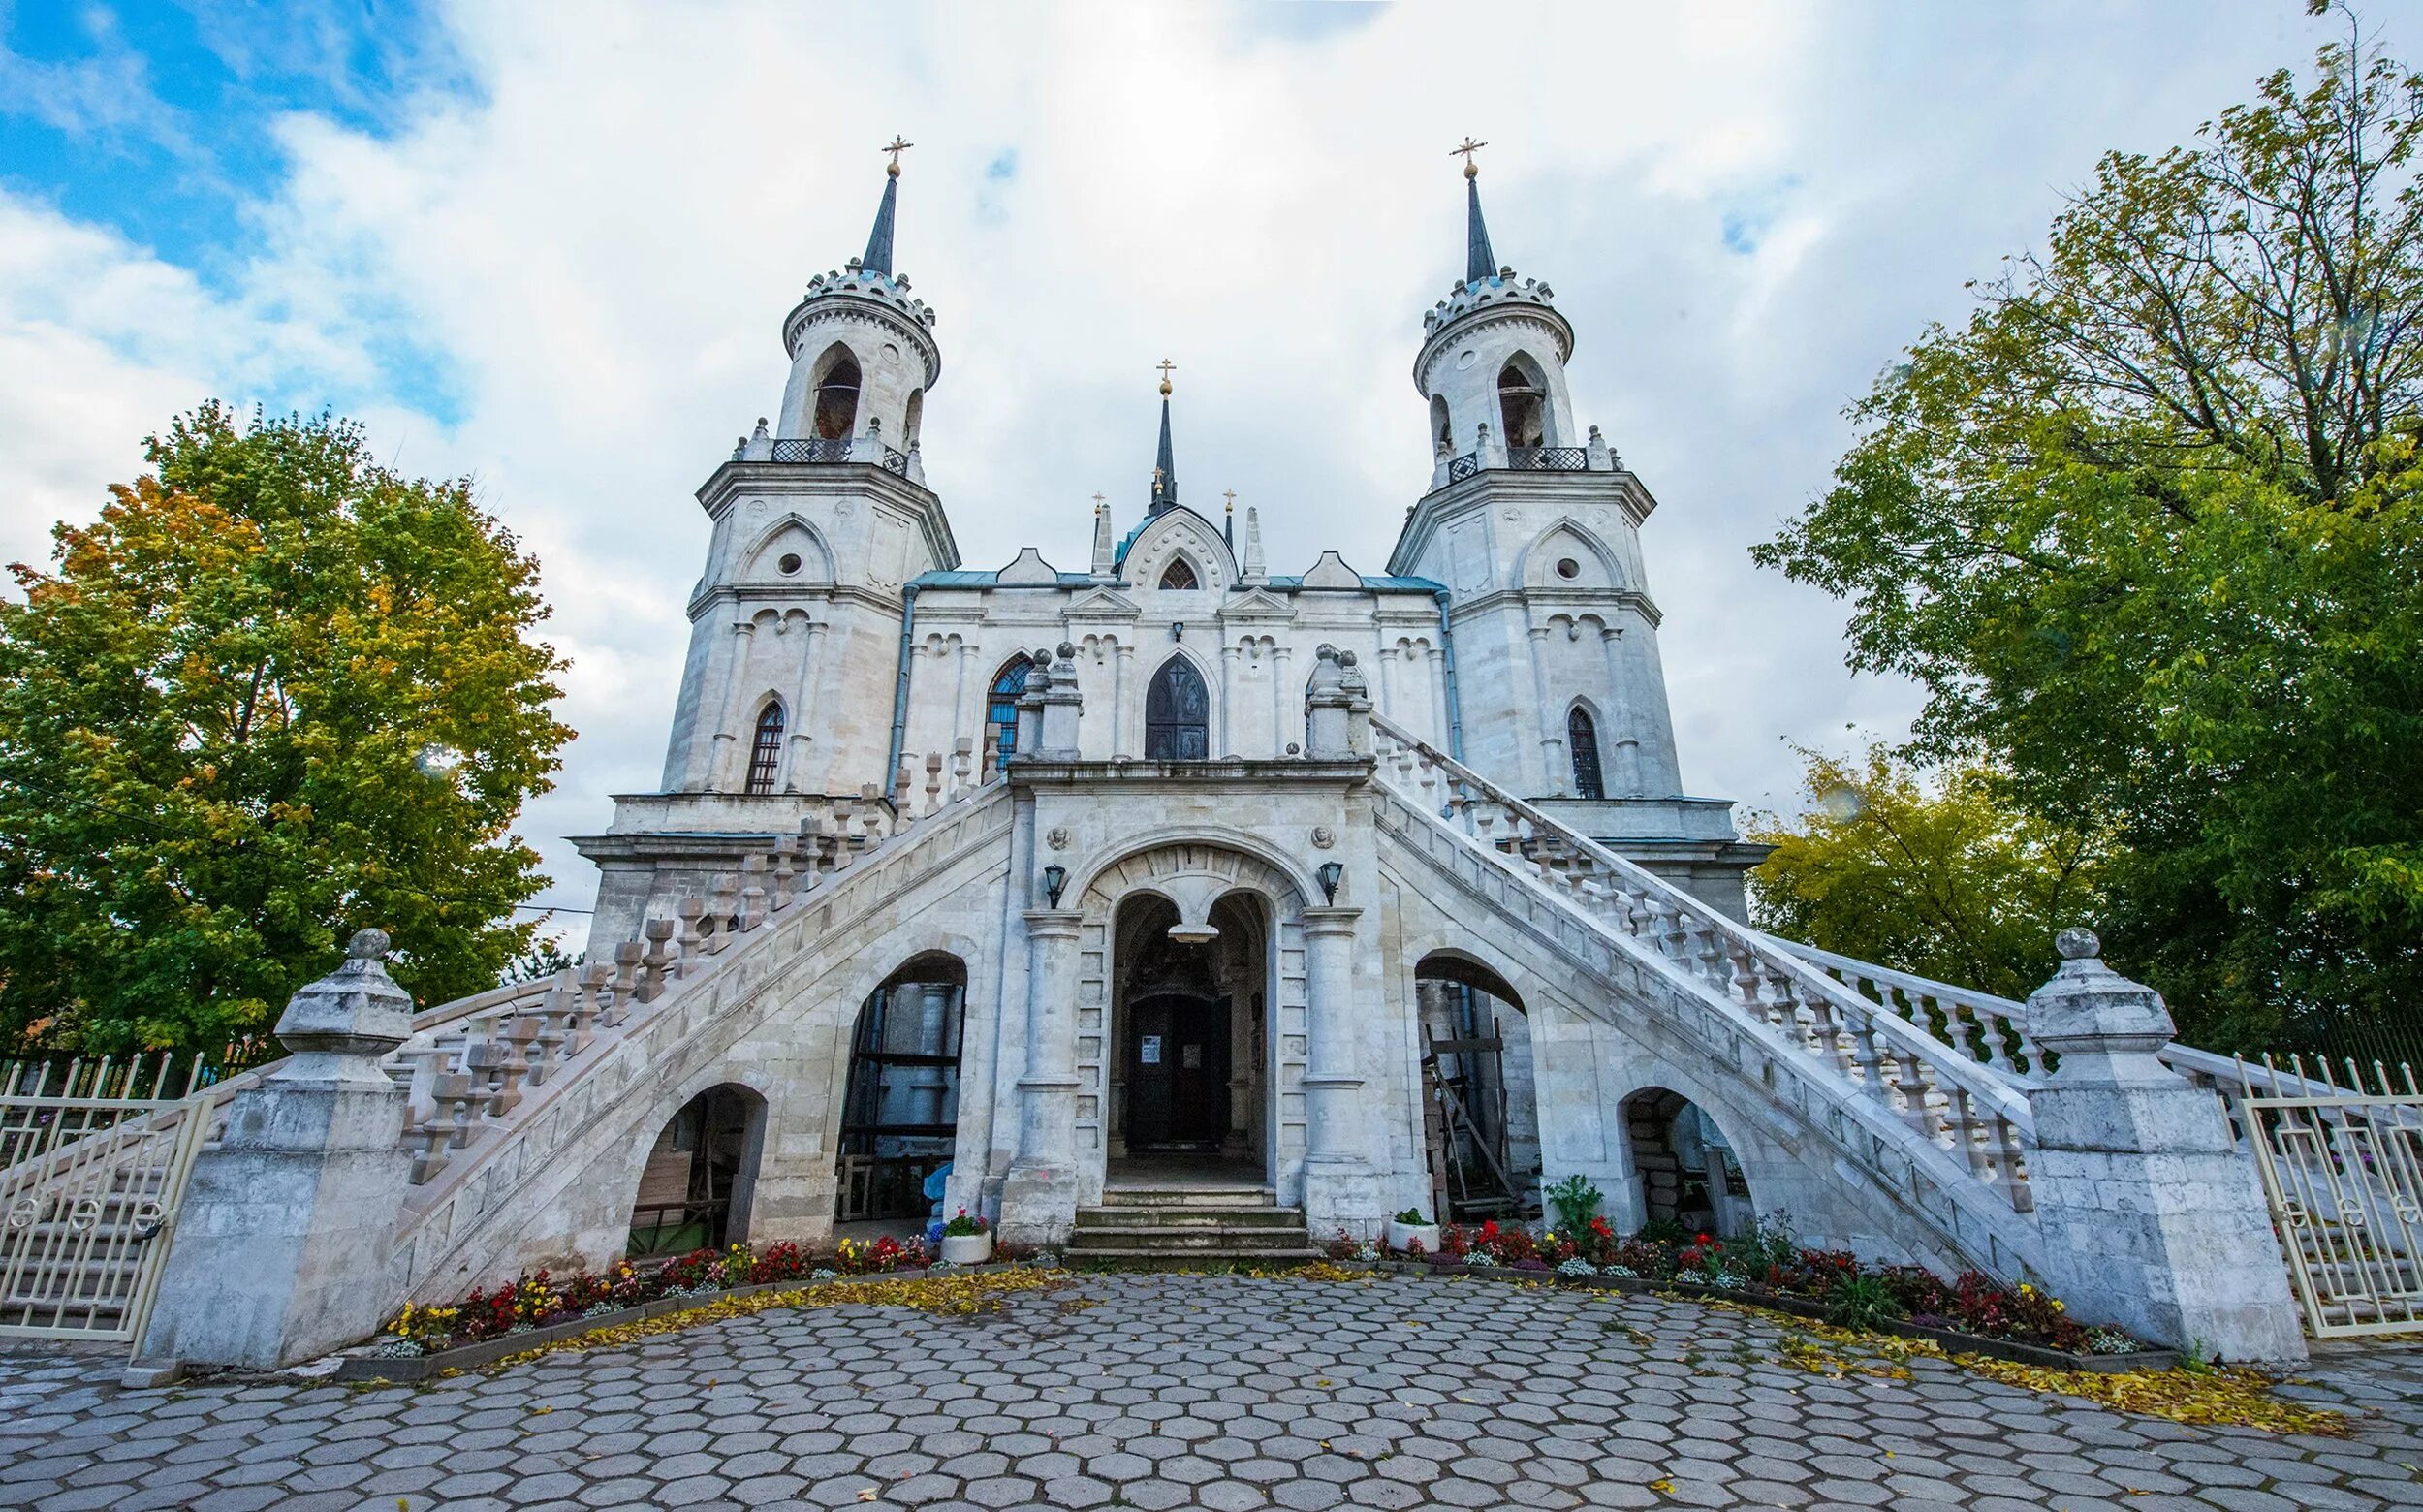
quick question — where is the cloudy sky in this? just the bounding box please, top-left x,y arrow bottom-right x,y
0,1 -> 2393,931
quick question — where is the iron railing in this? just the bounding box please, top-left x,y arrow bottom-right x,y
1447,453 -> 1481,483
769,437 -> 854,464
1508,445 -> 1589,471
762,438 -> 913,476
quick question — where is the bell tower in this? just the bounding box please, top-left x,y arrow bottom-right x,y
575,141 -> 960,953
1388,142 -> 1766,918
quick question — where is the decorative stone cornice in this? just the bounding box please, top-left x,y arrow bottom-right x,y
779,272 -> 942,386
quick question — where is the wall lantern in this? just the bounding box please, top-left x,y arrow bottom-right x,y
1316,861 -> 1344,904
1042,864 -> 1069,908
1172,621 -> 1185,642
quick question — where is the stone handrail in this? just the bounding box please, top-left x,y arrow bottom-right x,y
1369,713 -> 2037,1226
1779,940 -> 2045,1076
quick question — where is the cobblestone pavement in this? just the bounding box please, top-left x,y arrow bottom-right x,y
2,1272 -> 2420,1511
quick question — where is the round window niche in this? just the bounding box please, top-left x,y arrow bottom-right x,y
777,552 -> 802,576
1555,557 -> 1582,580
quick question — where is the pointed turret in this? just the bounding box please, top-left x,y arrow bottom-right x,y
861,135 -> 911,274
1456,137 -> 1496,283
1149,360 -> 1179,514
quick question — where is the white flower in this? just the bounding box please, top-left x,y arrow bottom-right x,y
1556,1258 -> 1597,1278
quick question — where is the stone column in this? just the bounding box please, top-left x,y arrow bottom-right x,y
708,619 -> 759,790
1218,642 -> 1240,756
786,618 -> 825,793
1112,641 -> 1134,758
1300,905 -> 1374,1234
1526,623 -> 1559,792
141,930 -> 416,1371
1272,645 -> 1294,753
955,641 -> 982,757
1001,908 -> 1085,1243
1376,643 -> 1400,719
2023,929 -> 2307,1363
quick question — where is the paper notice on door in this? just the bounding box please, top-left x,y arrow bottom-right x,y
1141,1035 -> 1162,1064
1181,1043 -> 1203,1069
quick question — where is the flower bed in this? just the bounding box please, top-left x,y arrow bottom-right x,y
1337,1216 -> 2162,1366
376,1234 -> 1026,1359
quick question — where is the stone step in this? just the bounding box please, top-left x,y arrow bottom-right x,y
1065,1223 -> 1312,1254
1058,1245 -> 1327,1267
1075,1205 -> 1304,1230
1098,1184 -> 1274,1209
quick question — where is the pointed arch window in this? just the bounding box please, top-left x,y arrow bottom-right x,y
1568,706 -> 1605,801
1145,657 -> 1211,761
1158,557 -> 1199,591
1497,360 -> 1548,449
985,655 -> 1032,773
1431,394 -> 1453,449
746,701 -> 786,795
812,347 -> 862,440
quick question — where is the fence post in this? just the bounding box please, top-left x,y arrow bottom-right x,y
2021,929 -> 2306,1363
137,929 -> 415,1371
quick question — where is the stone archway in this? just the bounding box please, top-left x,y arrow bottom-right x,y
1071,841 -> 1309,1208
1413,952 -> 1542,1222
1621,1087 -> 1754,1238
628,1084 -> 767,1257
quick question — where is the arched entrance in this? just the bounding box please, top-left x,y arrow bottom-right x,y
628,1084 -> 766,1257
836,954 -> 968,1222
1108,891 -> 1268,1185
1622,1087 -> 1754,1237
1414,954 -> 1542,1221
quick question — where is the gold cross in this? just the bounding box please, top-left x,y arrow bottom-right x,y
1092,491 -> 1107,511
1156,358 -> 1176,395
1223,489 -> 1237,513
1451,137 -> 1487,175
883,136 -> 914,172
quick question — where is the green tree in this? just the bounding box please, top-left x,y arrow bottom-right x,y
0,403 -> 574,1054
1746,746 -> 2107,1004
1753,20 -> 2423,1050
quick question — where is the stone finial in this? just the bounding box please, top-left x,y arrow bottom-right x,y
2026,925 -> 2174,1063
271,929 -> 415,1060
1241,507 -> 1267,584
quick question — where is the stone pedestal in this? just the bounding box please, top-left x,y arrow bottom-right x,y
2023,929 -> 2307,1364
141,930 -> 416,1370
1300,905 -> 1378,1235
1000,908 -> 1084,1243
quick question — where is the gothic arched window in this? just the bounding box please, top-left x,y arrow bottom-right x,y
1568,706 -> 1605,801
1497,359 -> 1548,449
1145,657 -> 1211,761
1431,394 -> 1453,449
1158,557 -> 1199,591
812,345 -> 862,440
985,655 -> 1031,772
746,701 -> 786,795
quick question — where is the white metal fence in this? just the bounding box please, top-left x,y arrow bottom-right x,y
1,1057 -> 211,1343
2240,1055 -> 2423,1339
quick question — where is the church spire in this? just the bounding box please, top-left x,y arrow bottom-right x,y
1149,360 -> 1179,514
862,136 -> 912,274
1453,137 -> 1495,284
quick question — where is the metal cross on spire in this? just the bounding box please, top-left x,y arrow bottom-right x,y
1451,137 -> 1488,177
883,136 -> 914,174
1155,358 -> 1176,395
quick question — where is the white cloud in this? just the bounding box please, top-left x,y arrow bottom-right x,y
1,0 -> 2397,913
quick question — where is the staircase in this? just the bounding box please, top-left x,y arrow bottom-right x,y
1064,1184 -> 1319,1264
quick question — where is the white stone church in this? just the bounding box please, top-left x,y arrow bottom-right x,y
124,149 -> 2310,1373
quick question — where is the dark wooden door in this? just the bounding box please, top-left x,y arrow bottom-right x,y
1126,994 -> 1231,1148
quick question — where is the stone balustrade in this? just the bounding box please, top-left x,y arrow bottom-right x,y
1369,713 -> 2037,1222
1781,941 -> 2047,1077
393,741 -> 996,1186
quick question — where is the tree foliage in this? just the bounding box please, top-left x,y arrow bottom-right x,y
0,403 -> 574,1054
1747,747 -> 2108,1004
1753,21 -> 2423,1048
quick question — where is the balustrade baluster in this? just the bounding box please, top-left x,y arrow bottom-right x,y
1897,1051 -> 1945,1145
770,836 -> 799,910
1727,942 -> 1763,1009
675,898 -> 709,969
1849,1008 -> 1891,1100
639,920 -> 676,1001
1996,1118 -> 2032,1210
1948,1083 -> 1992,1181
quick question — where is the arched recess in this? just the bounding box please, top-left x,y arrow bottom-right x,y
836,952 -> 970,1223
1145,654 -> 1211,760
902,388 -> 925,447
1622,1087 -> 1755,1237
739,516 -> 837,583
1414,952 -> 1542,1220
809,342 -> 862,440
1567,703 -> 1605,801
984,654 -> 1031,774
1518,518 -> 1623,590
1157,556 -> 1199,590
745,698 -> 786,795
1497,353 -> 1554,448
627,1083 -> 768,1256
1430,394 -> 1453,450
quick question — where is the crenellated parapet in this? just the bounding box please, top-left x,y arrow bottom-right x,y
780,267 -> 942,386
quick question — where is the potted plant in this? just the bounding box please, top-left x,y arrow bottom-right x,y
1385,1207 -> 1440,1256
939,1208 -> 993,1265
